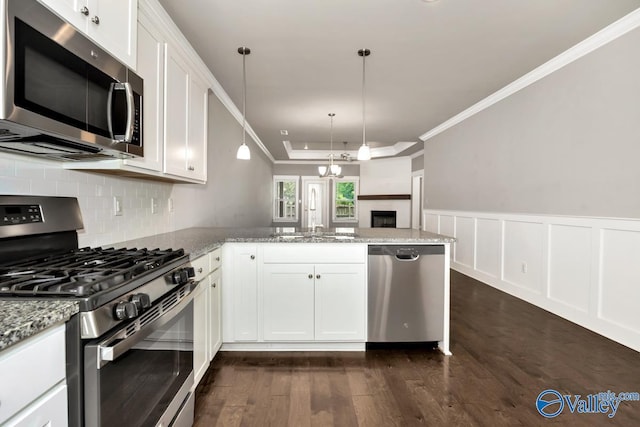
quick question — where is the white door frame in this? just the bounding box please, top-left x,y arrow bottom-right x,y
411,170 -> 424,230
301,176 -> 330,229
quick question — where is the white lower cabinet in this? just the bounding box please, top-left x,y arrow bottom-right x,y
223,243 -> 367,346
191,254 -> 210,387
208,261 -> 222,360
263,264 -> 315,341
224,244 -> 259,341
192,248 -> 223,387
314,263 -> 366,341
0,325 -> 67,426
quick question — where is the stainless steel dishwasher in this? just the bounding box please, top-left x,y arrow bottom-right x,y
368,245 -> 445,343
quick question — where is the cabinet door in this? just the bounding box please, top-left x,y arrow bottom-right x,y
208,269 -> 222,360
163,44 -> 189,178
186,72 -> 208,181
193,275 -> 209,386
4,383 -> 68,427
231,245 -> 259,341
125,16 -> 163,172
263,264 -> 315,341
314,264 -> 366,341
38,0 -> 88,34
38,0 -> 137,68
90,0 -> 137,68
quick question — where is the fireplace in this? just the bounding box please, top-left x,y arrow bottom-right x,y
371,210 -> 397,228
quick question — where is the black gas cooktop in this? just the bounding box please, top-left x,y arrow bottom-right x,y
0,247 -> 186,298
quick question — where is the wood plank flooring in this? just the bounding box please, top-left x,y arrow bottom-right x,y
194,270 -> 640,426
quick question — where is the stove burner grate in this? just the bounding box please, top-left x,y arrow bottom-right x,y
0,247 -> 185,297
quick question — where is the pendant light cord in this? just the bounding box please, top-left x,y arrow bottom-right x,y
329,113 -> 335,166
242,50 -> 247,145
362,50 -> 366,149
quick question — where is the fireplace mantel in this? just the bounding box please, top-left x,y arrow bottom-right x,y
357,194 -> 411,200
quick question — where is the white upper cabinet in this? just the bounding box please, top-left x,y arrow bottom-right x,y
163,44 -> 208,182
124,14 -> 164,172
38,0 -> 137,68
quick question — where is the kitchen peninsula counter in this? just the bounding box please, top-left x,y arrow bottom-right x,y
115,227 -> 455,260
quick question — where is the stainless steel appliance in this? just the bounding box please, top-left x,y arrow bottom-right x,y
367,245 -> 445,343
0,195 -> 195,427
0,0 -> 143,160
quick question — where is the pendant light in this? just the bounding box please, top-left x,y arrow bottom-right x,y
357,48 -> 372,161
236,47 -> 251,160
318,113 -> 342,178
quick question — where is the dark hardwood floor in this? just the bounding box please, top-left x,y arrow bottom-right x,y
194,270 -> 640,426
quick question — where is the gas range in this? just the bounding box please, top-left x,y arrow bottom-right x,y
0,195 -> 196,426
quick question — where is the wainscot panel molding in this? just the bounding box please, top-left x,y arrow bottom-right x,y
424,209 -> 640,352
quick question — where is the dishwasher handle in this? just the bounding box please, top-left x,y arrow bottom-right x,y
395,253 -> 420,261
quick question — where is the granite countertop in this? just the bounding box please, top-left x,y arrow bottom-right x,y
115,227 -> 455,260
0,300 -> 78,352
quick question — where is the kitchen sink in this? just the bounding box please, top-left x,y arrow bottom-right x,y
270,232 -> 356,240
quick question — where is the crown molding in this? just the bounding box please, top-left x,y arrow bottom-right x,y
419,7 -> 640,142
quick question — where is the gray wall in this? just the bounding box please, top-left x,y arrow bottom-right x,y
411,154 -> 424,172
172,93 -> 273,228
424,26 -> 640,218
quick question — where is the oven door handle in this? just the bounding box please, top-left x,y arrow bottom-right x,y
97,280 -> 198,367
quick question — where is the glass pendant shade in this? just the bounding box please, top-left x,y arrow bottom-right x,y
330,164 -> 341,175
318,166 -> 327,176
236,47 -> 251,160
237,142 -> 250,160
357,143 -> 371,161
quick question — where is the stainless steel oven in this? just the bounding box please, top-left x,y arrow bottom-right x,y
0,196 -> 196,427
84,282 -> 196,427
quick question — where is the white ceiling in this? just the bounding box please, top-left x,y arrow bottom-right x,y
157,0 -> 640,161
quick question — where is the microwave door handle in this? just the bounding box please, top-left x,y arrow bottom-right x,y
107,82 -> 116,139
97,281 -> 198,367
106,82 -> 134,142
123,82 -> 135,143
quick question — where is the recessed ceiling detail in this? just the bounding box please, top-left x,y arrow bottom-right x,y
283,140 -> 418,160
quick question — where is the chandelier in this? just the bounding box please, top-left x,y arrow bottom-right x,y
318,113 -> 342,178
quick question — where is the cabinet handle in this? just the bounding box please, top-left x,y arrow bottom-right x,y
216,256 -> 220,261
308,274 -> 313,279
212,282 -> 217,288
80,6 -> 89,16
91,15 -> 100,25
250,255 -> 255,260
188,165 -> 195,171
316,274 -> 321,279
197,267 -> 203,273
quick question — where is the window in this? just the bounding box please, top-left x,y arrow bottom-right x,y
333,177 -> 358,222
273,176 -> 299,221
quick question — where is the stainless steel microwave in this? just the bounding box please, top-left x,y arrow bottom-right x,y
0,0 -> 143,160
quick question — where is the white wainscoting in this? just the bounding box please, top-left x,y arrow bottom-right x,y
424,209 -> 640,352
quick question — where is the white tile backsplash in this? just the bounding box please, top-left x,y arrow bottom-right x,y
0,154 -> 175,248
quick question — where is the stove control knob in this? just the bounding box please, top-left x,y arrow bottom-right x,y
171,267 -> 195,285
130,293 -> 151,312
114,301 -> 138,320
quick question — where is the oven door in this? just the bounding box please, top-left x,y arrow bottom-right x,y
84,282 -> 196,427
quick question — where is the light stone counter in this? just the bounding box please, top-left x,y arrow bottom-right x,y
0,300 -> 78,351
114,227 -> 455,260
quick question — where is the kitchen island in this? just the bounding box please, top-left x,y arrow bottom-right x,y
117,227 -> 454,355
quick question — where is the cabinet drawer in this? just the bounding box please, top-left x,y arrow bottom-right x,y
0,325 -> 66,424
263,244 -> 366,264
210,248 -> 222,271
191,254 -> 210,282
3,383 -> 67,427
